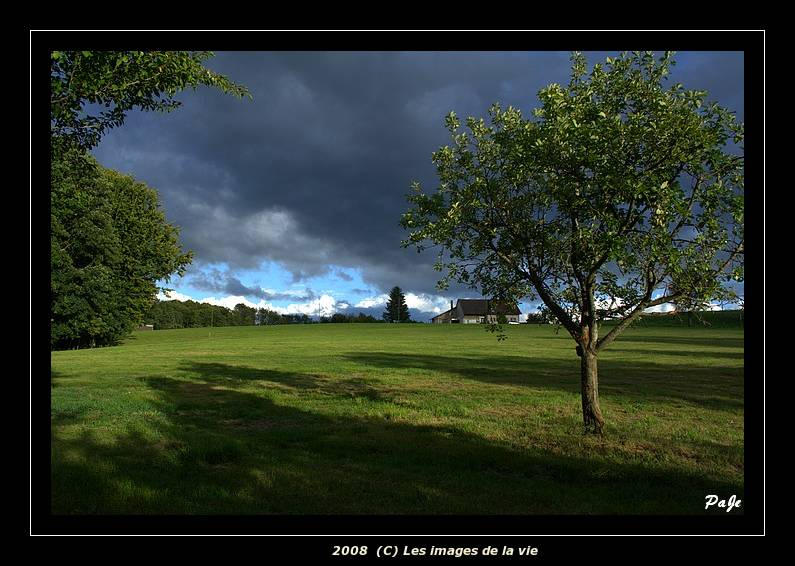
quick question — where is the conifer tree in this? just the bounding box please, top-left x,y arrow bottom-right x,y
383,286 -> 411,323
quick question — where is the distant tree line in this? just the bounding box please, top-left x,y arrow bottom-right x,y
319,313 -> 380,323
257,309 -> 312,325
255,309 -> 384,325
145,300 -> 256,329
144,301 -> 390,329
146,301 -> 320,329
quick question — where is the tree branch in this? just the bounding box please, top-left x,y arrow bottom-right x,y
595,275 -> 680,353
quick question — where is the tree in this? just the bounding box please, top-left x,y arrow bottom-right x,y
354,312 -> 378,323
524,312 -> 546,325
52,159 -> 192,348
50,51 -> 249,349
146,299 -> 262,330
401,52 -> 743,433
233,303 -> 257,326
257,308 -> 283,326
383,286 -> 411,323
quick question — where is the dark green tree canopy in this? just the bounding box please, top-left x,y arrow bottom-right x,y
257,307 -> 284,326
51,50 -> 250,151
233,303 -> 257,326
51,154 -> 192,348
383,286 -> 411,323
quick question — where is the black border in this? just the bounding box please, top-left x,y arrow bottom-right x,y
32,30 -> 764,539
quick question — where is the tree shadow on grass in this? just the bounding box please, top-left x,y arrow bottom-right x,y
530,332 -> 744,349
172,361 -> 393,402
603,347 -> 744,362
342,352 -> 743,413
607,334 -> 745,350
52,362 -> 743,515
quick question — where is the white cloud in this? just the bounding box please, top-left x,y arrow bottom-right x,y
355,292 -> 453,314
158,290 -> 341,318
161,288 -> 460,319
157,290 -> 195,303
160,289 -> 262,311
282,294 -> 338,317
355,294 -> 388,309
644,302 -> 726,314
644,303 -> 677,314
404,293 -> 452,314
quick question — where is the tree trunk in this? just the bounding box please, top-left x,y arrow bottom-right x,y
580,348 -> 605,434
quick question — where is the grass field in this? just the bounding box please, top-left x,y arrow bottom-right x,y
51,322 -> 744,514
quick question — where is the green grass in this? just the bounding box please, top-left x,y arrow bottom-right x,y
51,323 -> 743,514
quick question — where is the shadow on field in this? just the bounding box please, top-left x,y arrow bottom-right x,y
343,352 -> 743,413
604,347 -> 744,361
529,332 -> 744,348
608,333 -> 745,350
171,361 -> 393,401
51,361 -> 743,515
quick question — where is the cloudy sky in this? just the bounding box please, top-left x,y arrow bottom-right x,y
91,51 -> 744,321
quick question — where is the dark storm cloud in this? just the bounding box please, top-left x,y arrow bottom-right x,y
93,51 -> 744,297
189,270 -> 317,302
334,270 -> 353,282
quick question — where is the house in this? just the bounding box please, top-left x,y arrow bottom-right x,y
431,299 -> 521,324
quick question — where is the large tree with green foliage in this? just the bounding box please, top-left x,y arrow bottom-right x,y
51,156 -> 193,348
401,52 -> 744,433
383,286 -> 411,323
50,50 -> 249,349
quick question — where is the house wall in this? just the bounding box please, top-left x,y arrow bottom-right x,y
485,314 -> 520,323
462,314 -> 520,324
443,301 -> 521,323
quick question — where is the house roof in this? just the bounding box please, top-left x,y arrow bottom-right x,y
431,309 -> 452,320
457,299 -> 521,316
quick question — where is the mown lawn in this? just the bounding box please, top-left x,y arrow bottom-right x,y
50,323 -> 743,514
